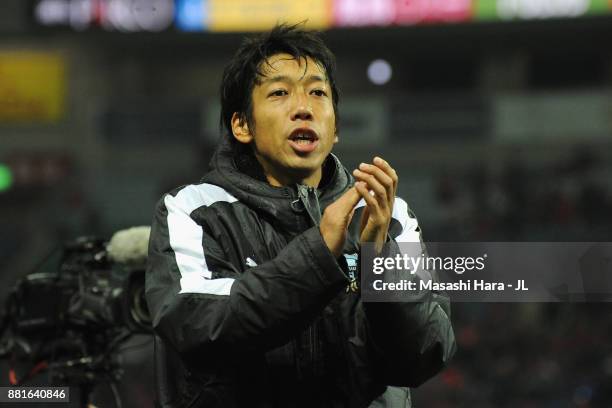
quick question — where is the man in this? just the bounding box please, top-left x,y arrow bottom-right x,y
145,24 -> 455,408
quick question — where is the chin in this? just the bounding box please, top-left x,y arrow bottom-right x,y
289,160 -> 321,173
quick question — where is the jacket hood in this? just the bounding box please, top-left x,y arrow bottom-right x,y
201,137 -> 353,225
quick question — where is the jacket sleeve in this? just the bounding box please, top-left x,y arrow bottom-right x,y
363,198 -> 457,387
145,190 -> 349,362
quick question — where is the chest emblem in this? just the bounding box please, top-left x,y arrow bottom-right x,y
344,253 -> 359,293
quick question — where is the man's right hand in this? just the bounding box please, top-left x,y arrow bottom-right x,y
320,185 -> 362,258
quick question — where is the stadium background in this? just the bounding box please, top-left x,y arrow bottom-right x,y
1,0 -> 611,406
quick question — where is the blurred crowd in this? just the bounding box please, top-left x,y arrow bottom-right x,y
415,302 -> 612,407
430,146 -> 612,241
413,145 -> 612,406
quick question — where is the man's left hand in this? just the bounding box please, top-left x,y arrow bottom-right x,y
352,157 -> 398,254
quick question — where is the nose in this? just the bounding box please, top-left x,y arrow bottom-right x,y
290,93 -> 313,121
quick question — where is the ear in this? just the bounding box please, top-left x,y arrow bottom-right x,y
231,112 -> 253,144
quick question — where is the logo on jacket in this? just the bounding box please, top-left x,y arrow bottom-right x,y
344,253 -> 358,293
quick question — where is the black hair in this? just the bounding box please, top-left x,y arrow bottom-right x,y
219,23 -> 340,142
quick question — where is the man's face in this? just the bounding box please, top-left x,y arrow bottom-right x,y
233,53 -> 337,186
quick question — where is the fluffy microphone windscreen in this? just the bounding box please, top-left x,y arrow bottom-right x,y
107,225 -> 151,264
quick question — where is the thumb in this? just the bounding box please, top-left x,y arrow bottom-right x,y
337,185 -> 362,214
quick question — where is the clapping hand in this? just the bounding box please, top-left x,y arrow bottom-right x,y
352,157 -> 398,254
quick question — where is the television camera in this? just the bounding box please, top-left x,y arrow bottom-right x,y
0,226 -> 152,407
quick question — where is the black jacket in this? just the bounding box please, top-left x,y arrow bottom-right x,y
145,139 -> 456,408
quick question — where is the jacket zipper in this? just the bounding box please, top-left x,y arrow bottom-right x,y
293,184 -> 323,381
296,184 -> 322,226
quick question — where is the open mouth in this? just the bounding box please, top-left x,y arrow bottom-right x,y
288,129 -> 319,145
287,128 -> 320,154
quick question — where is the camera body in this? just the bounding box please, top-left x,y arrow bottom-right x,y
12,236 -> 150,336
0,231 -> 152,387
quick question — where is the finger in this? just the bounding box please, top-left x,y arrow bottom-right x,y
355,180 -> 381,216
353,171 -> 387,214
357,162 -> 393,205
373,157 -> 398,195
359,162 -> 393,188
360,204 -> 369,232
336,185 -> 361,213
353,169 -> 387,210
372,157 -> 397,210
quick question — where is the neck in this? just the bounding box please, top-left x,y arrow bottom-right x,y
263,165 -> 322,188
234,143 -> 324,188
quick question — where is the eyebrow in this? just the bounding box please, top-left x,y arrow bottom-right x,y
260,74 -> 327,85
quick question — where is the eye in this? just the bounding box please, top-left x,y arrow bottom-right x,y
311,89 -> 327,97
269,89 -> 288,97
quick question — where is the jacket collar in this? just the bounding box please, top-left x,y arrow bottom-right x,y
201,137 -> 352,230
